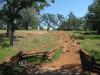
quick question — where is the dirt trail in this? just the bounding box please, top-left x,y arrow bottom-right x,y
42,31 -> 81,70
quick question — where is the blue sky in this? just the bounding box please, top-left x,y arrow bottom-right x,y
41,0 -> 94,17
0,0 -> 93,17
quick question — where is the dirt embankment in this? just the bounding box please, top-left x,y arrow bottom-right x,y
41,31 -> 81,70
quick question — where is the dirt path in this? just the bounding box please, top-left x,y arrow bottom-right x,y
42,31 -> 81,70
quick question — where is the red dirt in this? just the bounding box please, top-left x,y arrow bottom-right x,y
41,31 -> 81,70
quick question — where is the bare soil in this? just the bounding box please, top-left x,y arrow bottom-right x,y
41,31 -> 81,70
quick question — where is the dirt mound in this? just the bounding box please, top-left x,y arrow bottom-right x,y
41,31 -> 81,69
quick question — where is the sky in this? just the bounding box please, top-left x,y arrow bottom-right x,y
41,0 -> 94,17
0,0 -> 93,17
0,0 -> 5,10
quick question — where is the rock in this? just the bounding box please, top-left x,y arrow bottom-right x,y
77,42 -> 80,44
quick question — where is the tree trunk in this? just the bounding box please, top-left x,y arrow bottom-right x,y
9,22 -> 15,46
47,27 -> 49,31
47,25 -> 50,31
0,21 -> 3,29
6,24 -> 10,37
25,24 -> 28,30
97,25 -> 100,34
97,29 -> 100,34
10,29 -> 14,46
9,4 -> 15,46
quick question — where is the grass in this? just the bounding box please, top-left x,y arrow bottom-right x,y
0,48 -> 18,63
67,31 -> 100,59
0,30 -> 60,63
51,48 -> 63,61
0,30 -> 63,75
43,44 -> 58,51
0,71 -> 3,75
13,33 -> 59,51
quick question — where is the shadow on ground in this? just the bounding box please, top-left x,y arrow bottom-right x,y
1,62 -> 99,75
73,31 -> 97,35
71,31 -> 100,40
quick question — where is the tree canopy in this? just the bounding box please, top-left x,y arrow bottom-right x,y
85,0 -> 100,34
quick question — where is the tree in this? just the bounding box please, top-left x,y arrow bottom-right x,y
86,0 -> 100,34
19,7 -> 39,30
33,2 -> 50,30
84,12 -> 94,32
58,12 -> 82,31
0,0 -> 54,46
0,19 -> 3,29
57,14 -> 64,26
41,13 -> 58,30
67,12 -> 79,30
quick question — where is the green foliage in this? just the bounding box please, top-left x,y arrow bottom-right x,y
85,0 -> 100,33
58,12 -> 83,31
41,13 -> 58,30
0,37 -> 9,48
0,0 -> 54,46
2,39 -> 9,48
19,7 -> 39,30
41,13 -> 65,30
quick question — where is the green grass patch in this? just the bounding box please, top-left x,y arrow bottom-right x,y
67,31 -> 100,59
51,48 -> 63,61
0,48 -> 18,63
0,38 -> 10,48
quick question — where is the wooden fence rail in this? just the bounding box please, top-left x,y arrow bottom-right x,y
0,45 -> 62,71
0,51 -> 49,69
79,49 -> 100,74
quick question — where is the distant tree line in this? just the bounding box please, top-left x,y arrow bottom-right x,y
58,12 -> 84,31
40,12 -> 85,31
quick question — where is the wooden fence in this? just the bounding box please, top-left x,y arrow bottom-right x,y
0,46 -> 62,72
79,49 -> 100,74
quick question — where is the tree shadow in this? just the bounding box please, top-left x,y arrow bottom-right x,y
73,31 -> 97,35
0,63 -> 95,75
